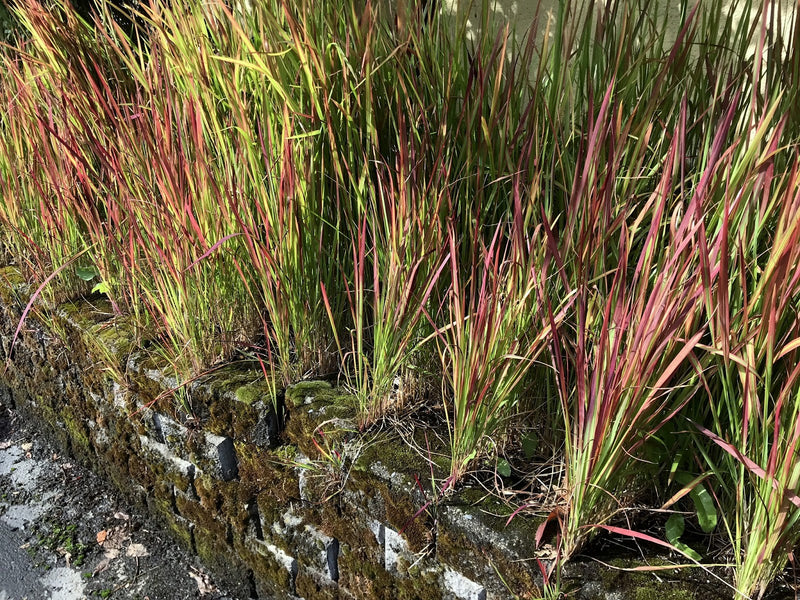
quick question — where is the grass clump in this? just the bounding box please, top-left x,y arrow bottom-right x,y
3,0 -> 800,596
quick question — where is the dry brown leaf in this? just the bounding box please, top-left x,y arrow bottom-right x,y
92,548 -> 119,576
96,530 -> 108,545
126,543 -> 149,558
104,527 -> 129,549
92,557 -> 111,576
188,568 -> 215,595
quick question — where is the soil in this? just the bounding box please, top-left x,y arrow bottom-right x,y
0,399 -> 253,600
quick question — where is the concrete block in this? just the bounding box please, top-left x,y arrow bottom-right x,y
204,432 -> 238,481
303,525 -> 340,582
384,525 -> 408,573
443,568 -> 486,600
138,434 -> 196,491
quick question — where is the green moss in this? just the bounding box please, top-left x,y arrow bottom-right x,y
255,493 -> 298,547
0,267 -> 28,307
57,300 -> 91,327
597,558 -> 701,600
88,318 -> 136,371
34,400 -> 69,448
0,265 -> 26,286
234,536 -> 293,593
194,474 -> 225,513
635,588 -> 694,600
436,519 -> 539,594
235,384 -> 263,405
284,393 -> 357,458
338,550 -> 443,600
191,473 -> 253,544
353,434 -> 432,481
206,363 -> 262,391
196,370 -> 283,442
295,492 -> 376,553
457,487 -> 514,515
285,380 -> 356,410
37,523 -> 88,567
339,551 -> 393,598
194,524 -> 237,575
235,441 -> 299,500
285,381 -> 332,407
295,573 -> 337,600
100,445 -> 134,493
346,461 -> 431,553
62,412 -> 92,455
161,511 -> 195,551
273,444 -> 299,462
447,489 -> 543,552
175,492 -> 227,541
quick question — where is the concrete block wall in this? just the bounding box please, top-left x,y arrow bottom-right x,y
0,267 -> 725,599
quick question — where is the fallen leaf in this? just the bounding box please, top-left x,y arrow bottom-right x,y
93,548 -> 120,576
93,555 -> 113,576
102,527 -> 129,550
104,548 -> 120,560
0,441 -> 12,450
96,530 -> 108,545
20,443 -> 32,452
126,543 -> 149,558
188,568 -> 215,595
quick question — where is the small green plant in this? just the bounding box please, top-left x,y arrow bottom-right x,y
661,471 -> 718,561
310,422 -> 347,472
36,522 -> 89,567
75,264 -> 112,296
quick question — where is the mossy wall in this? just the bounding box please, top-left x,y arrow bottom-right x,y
0,267 -> 726,600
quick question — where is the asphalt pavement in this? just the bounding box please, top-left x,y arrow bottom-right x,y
0,400 -> 240,600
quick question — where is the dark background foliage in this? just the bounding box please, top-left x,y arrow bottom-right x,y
0,0 -> 21,42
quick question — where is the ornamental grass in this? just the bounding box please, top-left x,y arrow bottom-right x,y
2,0 -> 800,596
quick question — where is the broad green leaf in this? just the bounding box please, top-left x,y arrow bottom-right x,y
666,514 -> 702,561
92,281 -> 110,295
674,472 -> 718,533
497,459 -> 511,478
689,485 -> 718,533
76,265 -> 100,281
521,433 -> 538,459
665,513 -> 685,544
674,541 -> 703,562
